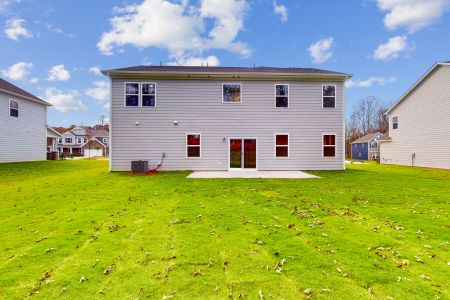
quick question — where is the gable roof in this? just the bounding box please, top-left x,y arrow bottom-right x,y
102,65 -> 352,80
0,77 -> 51,106
386,61 -> 450,114
88,129 -> 109,137
351,132 -> 383,144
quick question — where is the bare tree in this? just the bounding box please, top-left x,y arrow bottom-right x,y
350,96 -> 381,134
376,104 -> 390,134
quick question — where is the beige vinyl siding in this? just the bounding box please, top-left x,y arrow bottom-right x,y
380,65 -> 450,169
0,92 -> 47,162
110,79 -> 345,171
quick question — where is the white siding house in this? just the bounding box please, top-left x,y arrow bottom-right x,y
0,78 -> 51,163
102,66 -> 351,171
380,62 -> 450,169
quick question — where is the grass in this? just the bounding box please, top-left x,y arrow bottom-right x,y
0,160 -> 449,299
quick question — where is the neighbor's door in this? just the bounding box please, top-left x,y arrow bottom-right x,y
229,138 -> 257,170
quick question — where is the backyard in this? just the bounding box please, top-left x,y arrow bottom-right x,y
0,160 -> 449,299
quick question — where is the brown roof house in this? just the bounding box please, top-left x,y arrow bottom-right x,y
57,126 -> 109,157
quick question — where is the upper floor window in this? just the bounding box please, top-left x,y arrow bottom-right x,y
275,134 -> 289,157
58,138 -> 62,144
125,83 -> 139,106
275,84 -> 289,108
102,138 -> 107,144
392,116 -> 398,129
77,137 -> 82,144
9,100 -> 19,117
186,134 -> 201,158
84,137 -> 88,143
65,137 -> 73,144
142,83 -> 156,107
322,85 -> 336,108
223,84 -> 241,103
323,134 -> 336,157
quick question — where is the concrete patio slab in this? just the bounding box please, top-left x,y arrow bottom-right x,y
187,170 -> 320,179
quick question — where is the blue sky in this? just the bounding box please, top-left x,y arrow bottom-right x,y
1,0 -> 449,126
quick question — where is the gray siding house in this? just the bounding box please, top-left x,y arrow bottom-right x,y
102,66 -> 351,171
380,62 -> 450,169
0,78 -> 51,163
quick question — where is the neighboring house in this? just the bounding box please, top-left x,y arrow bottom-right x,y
351,132 -> 385,160
57,126 -> 109,157
0,77 -> 51,163
380,61 -> 450,169
47,126 -> 61,153
102,66 -> 351,171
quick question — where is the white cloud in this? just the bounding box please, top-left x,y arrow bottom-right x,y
168,55 -> 220,66
373,36 -> 413,61
0,0 -> 21,14
1,61 -> 32,80
47,65 -> 70,81
42,88 -> 87,112
86,81 -> 110,101
97,0 -> 250,61
308,37 -> 334,64
273,0 -> 288,22
4,18 -> 32,41
30,77 -> 39,84
45,23 -> 74,37
89,66 -> 102,75
377,0 -> 450,33
345,76 -> 396,88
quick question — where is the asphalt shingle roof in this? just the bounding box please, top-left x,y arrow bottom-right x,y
0,77 -> 50,105
351,132 -> 383,144
103,65 -> 348,76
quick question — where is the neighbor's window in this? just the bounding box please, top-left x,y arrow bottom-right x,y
275,134 -> 289,157
83,137 -> 88,143
187,134 -> 201,158
58,138 -> 62,144
102,138 -> 107,143
125,83 -> 139,106
77,137 -> 82,144
223,84 -> 241,103
9,100 -> 19,117
142,83 -> 156,107
392,116 -> 398,129
275,84 -> 289,107
322,85 -> 336,108
65,137 -> 73,144
323,134 -> 336,157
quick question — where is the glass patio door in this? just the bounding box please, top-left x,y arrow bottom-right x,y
229,138 -> 257,170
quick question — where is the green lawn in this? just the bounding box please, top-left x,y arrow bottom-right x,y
0,160 -> 449,299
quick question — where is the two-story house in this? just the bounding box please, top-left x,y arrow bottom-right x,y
0,77 -> 51,163
57,126 -> 109,157
102,66 -> 351,171
350,132 -> 386,161
380,61 -> 450,169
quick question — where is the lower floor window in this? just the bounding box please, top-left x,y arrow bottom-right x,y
275,134 -> 289,157
187,134 -> 201,157
323,134 -> 336,157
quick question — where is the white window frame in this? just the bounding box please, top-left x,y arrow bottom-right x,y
58,138 -> 62,144
9,99 -> 19,118
274,84 -> 289,108
141,82 -> 157,107
186,133 -> 201,158
77,137 -> 82,144
124,82 -> 141,107
322,133 -> 336,158
102,138 -> 107,143
274,133 -> 289,158
392,116 -> 398,129
222,83 -> 242,103
322,84 -> 336,109
65,137 -> 73,144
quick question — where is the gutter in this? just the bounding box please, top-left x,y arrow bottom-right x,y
0,88 -> 52,107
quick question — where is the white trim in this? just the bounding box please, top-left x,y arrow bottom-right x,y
386,62 -> 449,114
322,84 -> 337,109
322,133 -> 336,158
141,82 -> 157,107
227,137 -> 258,171
9,99 -> 19,118
186,133 -> 201,158
274,83 -> 289,108
222,83 -> 242,103
124,82 -> 140,107
274,133 -> 289,158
